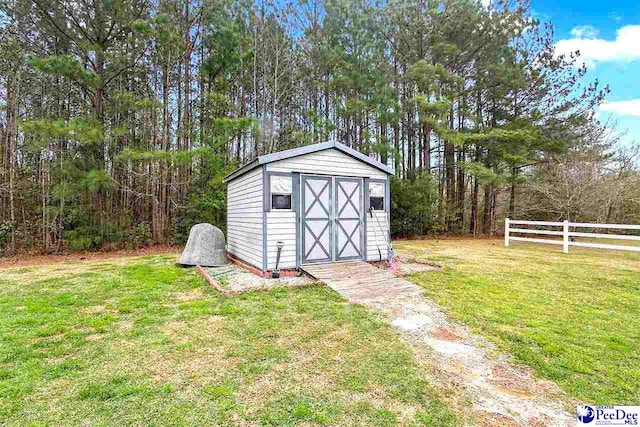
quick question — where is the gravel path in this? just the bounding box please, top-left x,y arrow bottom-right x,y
205,265 -> 314,292
357,288 -> 574,425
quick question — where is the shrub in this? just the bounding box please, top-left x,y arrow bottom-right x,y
390,174 -> 441,237
0,222 -> 15,255
122,223 -> 152,249
64,222 -> 152,250
65,225 -> 104,250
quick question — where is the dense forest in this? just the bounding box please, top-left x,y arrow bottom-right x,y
0,0 -> 638,254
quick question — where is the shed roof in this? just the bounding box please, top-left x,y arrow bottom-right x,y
222,141 -> 394,183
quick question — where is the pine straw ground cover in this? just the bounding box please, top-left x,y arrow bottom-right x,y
0,254 -> 456,426
397,238 -> 640,405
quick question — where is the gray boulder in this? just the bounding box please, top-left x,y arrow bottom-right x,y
179,223 -> 228,266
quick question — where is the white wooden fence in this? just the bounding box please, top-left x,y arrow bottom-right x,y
504,218 -> 640,253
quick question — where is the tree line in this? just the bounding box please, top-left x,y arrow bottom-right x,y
0,0 -> 635,254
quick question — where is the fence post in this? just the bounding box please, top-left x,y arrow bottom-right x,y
505,218 -> 510,247
563,220 -> 569,254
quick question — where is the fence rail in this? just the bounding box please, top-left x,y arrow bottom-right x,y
504,218 -> 640,253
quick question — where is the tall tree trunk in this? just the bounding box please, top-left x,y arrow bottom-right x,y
508,166 -> 517,219
380,122 -> 388,164
470,145 -> 481,235
456,100 -> 466,231
422,123 -> 431,174
393,58 -> 400,177
445,155 -> 455,228
183,0 -> 192,153
269,46 -> 279,154
456,145 -> 465,231
200,43 -> 206,150
160,60 -> 171,244
6,70 -> 19,252
41,156 -> 49,252
417,119 -> 423,170
470,176 -> 478,236
324,87 -> 330,141
482,183 -> 492,235
490,188 -> 497,236
444,107 -> 456,230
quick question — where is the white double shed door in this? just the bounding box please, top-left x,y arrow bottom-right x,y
301,175 -> 365,264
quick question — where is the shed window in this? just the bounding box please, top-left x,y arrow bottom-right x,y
369,182 -> 385,211
270,175 -> 292,210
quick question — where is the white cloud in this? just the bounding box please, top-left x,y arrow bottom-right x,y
570,25 -> 599,39
600,100 -> 640,117
555,25 -> 640,68
609,13 -> 623,23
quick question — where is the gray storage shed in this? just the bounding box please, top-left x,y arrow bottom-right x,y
222,141 -> 393,274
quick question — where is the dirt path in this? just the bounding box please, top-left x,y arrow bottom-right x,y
0,246 -> 180,269
347,286 -> 574,425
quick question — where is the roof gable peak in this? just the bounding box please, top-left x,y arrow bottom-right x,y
223,141 -> 394,183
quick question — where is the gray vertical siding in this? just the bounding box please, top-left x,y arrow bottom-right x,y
265,171 -> 297,270
366,178 -> 390,261
366,212 -> 390,261
226,166 -> 264,269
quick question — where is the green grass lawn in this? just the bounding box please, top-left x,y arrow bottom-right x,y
397,238 -> 640,405
0,255 -> 456,426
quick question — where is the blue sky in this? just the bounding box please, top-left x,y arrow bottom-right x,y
535,0 -> 640,145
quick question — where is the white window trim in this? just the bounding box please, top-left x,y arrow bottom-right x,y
268,173 -> 293,212
369,182 -> 386,212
